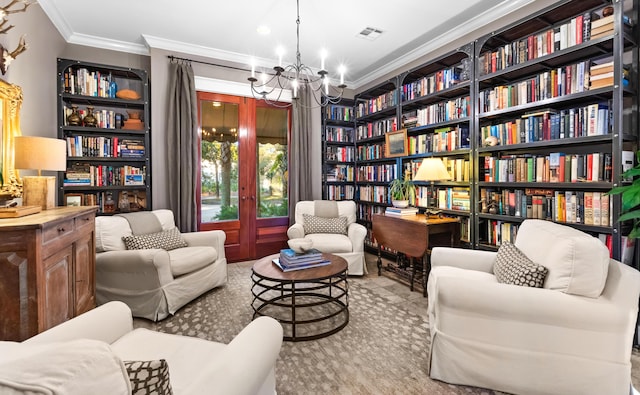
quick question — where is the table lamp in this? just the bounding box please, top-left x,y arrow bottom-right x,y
14,136 -> 67,210
413,158 -> 451,212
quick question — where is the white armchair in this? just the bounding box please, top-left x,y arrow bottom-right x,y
95,209 -> 227,321
287,200 -> 367,275
427,219 -> 640,395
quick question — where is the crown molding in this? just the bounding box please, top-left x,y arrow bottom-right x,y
37,0 -> 73,41
351,0 -> 535,90
68,33 -> 149,55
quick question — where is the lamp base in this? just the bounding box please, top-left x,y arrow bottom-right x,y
22,176 -> 57,210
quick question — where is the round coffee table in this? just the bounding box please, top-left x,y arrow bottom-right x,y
251,253 -> 349,342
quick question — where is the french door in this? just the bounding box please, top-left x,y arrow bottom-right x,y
197,91 -> 290,262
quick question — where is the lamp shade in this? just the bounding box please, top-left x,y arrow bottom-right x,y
14,136 -> 66,174
413,158 -> 452,182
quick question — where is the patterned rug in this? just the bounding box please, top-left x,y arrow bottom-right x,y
134,259 -> 640,395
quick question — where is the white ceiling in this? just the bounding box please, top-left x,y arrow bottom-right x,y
38,0 -> 537,89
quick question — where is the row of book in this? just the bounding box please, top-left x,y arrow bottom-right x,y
435,187 -> 471,211
356,90 -> 399,118
324,105 -> 354,122
326,146 -> 354,162
415,96 -> 471,126
400,65 -> 466,102
356,116 -> 397,140
357,142 -> 387,161
273,248 -> 330,272
478,7 -> 631,76
407,125 -> 470,154
325,126 -> 354,143
480,103 -> 610,145
356,185 -> 388,204
64,190 -> 147,213
63,67 -> 118,97
64,163 -> 146,187
66,136 -> 145,158
483,152 -> 613,183
480,60 -> 592,113
357,163 -> 399,183
326,164 -> 354,182
326,185 -> 355,201
63,106 -> 129,129
357,203 -> 386,223
480,188 -> 611,226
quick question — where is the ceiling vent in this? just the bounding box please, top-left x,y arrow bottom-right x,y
357,27 -> 383,41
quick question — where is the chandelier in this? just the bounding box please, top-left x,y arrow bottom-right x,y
248,0 -> 346,108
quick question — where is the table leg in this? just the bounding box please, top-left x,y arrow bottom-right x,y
409,256 -> 415,292
377,245 -> 382,276
423,254 -> 429,297
291,280 -> 296,340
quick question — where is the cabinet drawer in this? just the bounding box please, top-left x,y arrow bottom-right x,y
75,212 -> 95,232
43,219 -> 75,244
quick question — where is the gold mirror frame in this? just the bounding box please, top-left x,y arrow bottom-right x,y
0,78 -> 23,201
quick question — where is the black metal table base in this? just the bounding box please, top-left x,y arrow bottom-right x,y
251,274 -> 349,342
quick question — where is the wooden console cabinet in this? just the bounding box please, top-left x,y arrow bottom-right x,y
0,206 -> 97,341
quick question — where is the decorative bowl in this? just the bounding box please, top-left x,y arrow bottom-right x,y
287,238 -> 313,253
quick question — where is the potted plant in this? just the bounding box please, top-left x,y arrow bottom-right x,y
608,150 -> 640,238
389,177 -> 416,208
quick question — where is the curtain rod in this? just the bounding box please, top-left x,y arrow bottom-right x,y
167,55 -> 250,73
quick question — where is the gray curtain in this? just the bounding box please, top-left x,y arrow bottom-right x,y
167,60 -> 198,232
288,85 -> 314,224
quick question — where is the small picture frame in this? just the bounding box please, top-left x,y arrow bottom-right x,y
385,129 -> 408,158
65,194 -> 83,207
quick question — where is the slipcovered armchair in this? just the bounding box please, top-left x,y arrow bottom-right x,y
95,209 -> 227,321
287,200 -> 367,275
427,219 -> 640,395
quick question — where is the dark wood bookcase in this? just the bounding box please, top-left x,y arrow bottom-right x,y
321,100 -> 356,201
56,58 -> 151,214
321,0 -> 639,264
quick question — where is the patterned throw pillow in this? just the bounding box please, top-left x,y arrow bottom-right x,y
124,359 -> 173,395
493,241 -> 548,288
122,227 -> 188,251
303,214 -> 348,235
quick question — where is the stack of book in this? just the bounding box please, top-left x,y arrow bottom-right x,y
590,15 -> 614,40
385,206 -> 418,216
272,248 -> 330,272
590,61 -> 614,89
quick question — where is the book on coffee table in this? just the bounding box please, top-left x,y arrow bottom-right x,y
272,258 -> 331,272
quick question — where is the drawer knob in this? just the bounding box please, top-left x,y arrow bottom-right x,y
57,227 -> 65,232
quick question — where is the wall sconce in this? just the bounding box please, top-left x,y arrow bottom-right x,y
14,136 -> 66,210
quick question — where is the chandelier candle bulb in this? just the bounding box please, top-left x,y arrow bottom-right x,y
251,60 -> 255,78
339,66 -> 345,86
320,49 -> 326,71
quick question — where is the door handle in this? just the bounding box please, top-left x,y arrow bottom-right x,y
250,196 -> 255,200
241,196 -> 247,200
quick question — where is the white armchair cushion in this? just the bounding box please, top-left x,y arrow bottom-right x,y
514,220 -> 609,297
169,246 -> 218,276
305,233 -> 353,253
96,216 -> 131,252
0,339 -> 131,395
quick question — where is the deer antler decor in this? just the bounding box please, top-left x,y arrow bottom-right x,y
0,34 -> 26,75
0,0 -> 30,34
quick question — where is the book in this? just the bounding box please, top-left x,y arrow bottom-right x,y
385,206 -> 418,214
280,248 -> 322,261
272,258 -> 331,272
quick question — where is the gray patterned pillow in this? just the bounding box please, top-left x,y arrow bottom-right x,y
124,359 -> 173,395
493,241 -> 548,288
122,227 -> 188,251
303,214 -> 348,235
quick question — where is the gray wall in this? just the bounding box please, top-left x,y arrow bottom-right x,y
6,1 -> 559,208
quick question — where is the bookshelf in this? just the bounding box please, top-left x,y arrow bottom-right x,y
56,58 -> 151,214
322,0 -> 639,264
474,0 -> 638,258
322,100 -> 356,201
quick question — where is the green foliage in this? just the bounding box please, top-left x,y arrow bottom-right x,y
258,199 -> 288,218
389,177 -> 416,201
608,150 -> 640,238
214,205 -> 238,221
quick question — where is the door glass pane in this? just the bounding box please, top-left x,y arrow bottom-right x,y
200,101 -> 239,222
257,106 -> 288,218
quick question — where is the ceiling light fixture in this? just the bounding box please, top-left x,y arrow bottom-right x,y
248,0 -> 346,108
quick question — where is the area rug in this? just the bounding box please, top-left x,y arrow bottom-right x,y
133,260 -> 640,395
